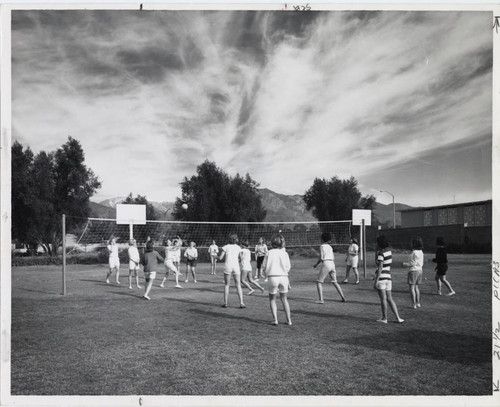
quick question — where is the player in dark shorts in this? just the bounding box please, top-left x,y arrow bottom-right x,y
432,237 -> 455,296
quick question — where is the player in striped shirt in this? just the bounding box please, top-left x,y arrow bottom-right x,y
374,235 -> 404,324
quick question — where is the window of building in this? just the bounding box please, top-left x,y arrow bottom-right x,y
438,209 -> 448,225
464,206 -> 475,226
447,207 -> 458,224
475,205 -> 486,226
424,211 -> 432,226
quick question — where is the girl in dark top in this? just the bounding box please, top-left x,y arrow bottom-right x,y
432,237 -> 455,296
142,240 -> 164,300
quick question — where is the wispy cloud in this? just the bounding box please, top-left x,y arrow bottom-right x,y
12,10 -> 492,206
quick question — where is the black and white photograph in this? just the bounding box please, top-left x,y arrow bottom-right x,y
1,2 -> 498,405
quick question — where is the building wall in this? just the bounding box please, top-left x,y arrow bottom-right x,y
401,201 -> 492,228
368,224 -> 491,253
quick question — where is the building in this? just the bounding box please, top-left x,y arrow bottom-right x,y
376,200 -> 492,253
400,200 -> 492,228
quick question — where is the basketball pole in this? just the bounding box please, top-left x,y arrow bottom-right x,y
362,218 -> 366,279
62,213 -> 66,296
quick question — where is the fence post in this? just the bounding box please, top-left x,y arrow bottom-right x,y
62,214 -> 66,296
362,219 -> 366,279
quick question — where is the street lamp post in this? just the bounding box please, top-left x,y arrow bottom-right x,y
380,190 -> 395,229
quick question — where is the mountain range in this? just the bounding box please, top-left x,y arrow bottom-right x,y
90,189 -> 414,226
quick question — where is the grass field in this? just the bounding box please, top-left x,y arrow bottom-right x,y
11,252 -> 492,396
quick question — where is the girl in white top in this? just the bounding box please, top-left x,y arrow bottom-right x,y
403,237 -> 424,309
313,232 -> 346,304
219,234 -> 245,308
160,239 -> 183,289
343,238 -> 360,284
184,242 -> 198,283
208,240 -> 219,275
127,239 -> 141,289
263,234 -> 292,326
106,236 -> 121,285
254,238 -> 268,279
239,240 -> 265,295
171,237 -> 182,275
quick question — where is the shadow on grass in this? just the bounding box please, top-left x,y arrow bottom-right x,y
188,308 -> 271,325
13,287 -> 58,295
289,296 -> 376,306
293,308 -> 374,323
338,330 -> 491,366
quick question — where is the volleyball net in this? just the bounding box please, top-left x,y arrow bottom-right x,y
68,218 -> 353,252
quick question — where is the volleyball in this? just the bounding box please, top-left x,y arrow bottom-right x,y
181,203 -> 188,210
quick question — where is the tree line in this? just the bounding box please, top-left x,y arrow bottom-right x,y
12,139 -> 375,256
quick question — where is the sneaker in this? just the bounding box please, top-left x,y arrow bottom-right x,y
376,319 -> 388,324
264,278 -> 268,282
342,280 -> 349,284
315,300 -> 324,304
185,280 -> 188,283
416,303 -> 421,308
437,290 -> 442,295
194,280 -> 198,283
271,321 -> 278,326
221,304 -> 227,308
106,279 -> 110,284
239,304 -> 246,308
411,304 -> 417,309
143,295 -> 151,300
247,290 -> 255,296
341,298 -> 347,303
129,286 -> 133,290
447,291 -> 456,296
397,318 -> 405,323
160,284 -> 164,288
354,281 -> 360,285
287,321 -> 293,326
116,281 -> 121,285
175,284 -> 183,289
137,285 -> 142,289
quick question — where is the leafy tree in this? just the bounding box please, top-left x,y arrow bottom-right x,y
11,141 -> 34,249
11,137 -> 101,255
303,176 -> 376,221
173,160 -> 266,222
172,161 -> 266,245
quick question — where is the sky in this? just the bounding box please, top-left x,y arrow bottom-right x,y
11,9 -> 493,207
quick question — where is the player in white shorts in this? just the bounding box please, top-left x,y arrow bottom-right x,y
343,237 -> 360,284
128,238 -> 141,289
313,232 -> 346,304
263,234 -> 292,326
160,239 -> 183,289
239,240 -> 265,295
106,236 -> 121,285
219,234 -> 245,308
208,240 -> 219,275
184,241 -> 198,283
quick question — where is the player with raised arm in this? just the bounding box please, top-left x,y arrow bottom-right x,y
374,235 -> 404,323
219,234 -> 245,308
106,236 -> 121,285
239,240 -> 265,295
264,234 -> 292,326
184,241 -> 198,283
208,240 -> 219,275
160,239 -> 183,289
313,232 -> 346,304
128,238 -> 141,289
